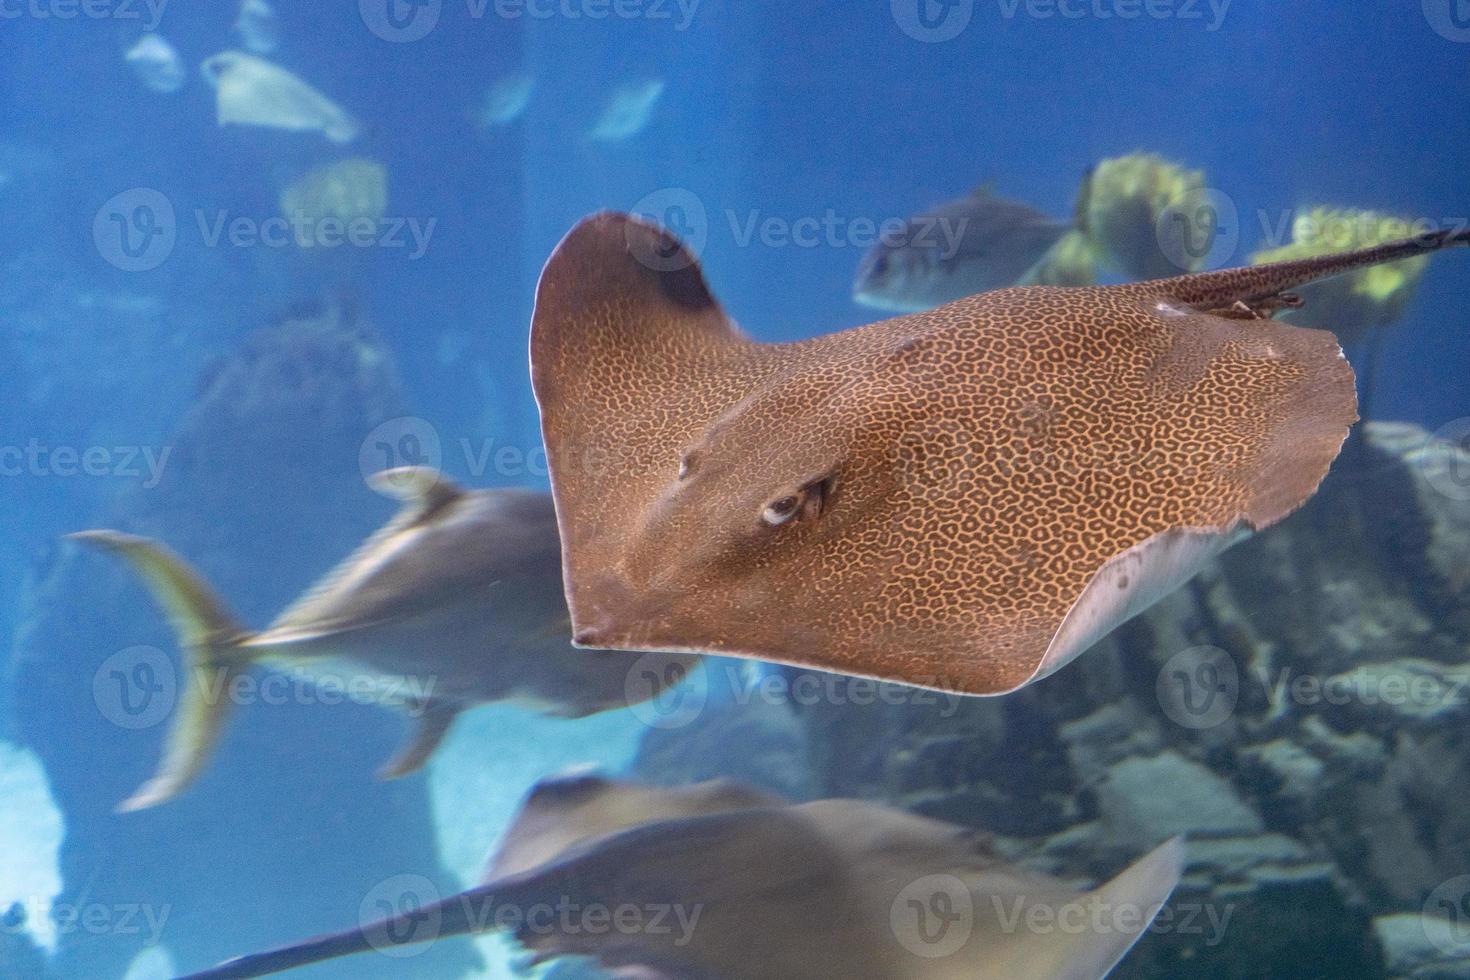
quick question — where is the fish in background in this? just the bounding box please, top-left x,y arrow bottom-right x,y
473,73 -> 535,128
233,0 -> 281,56
200,51 -> 359,144
69,468 -> 700,812
124,34 -> 186,94
176,774 -> 1183,980
587,79 -> 665,141
853,183 -> 1097,312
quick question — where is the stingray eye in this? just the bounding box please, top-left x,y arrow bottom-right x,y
761,495 -> 801,527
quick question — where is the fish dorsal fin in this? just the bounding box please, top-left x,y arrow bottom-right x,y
268,468 -> 465,630
969,178 -> 997,198
369,466 -> 465,519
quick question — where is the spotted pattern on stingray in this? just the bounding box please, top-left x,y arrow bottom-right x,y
528,215 -> 1467,696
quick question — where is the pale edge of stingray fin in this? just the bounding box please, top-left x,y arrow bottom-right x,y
1063,837 -> 1186,980
68,531 -> 253,812
1020,524 -> 1250,692
377,700 -> 461,780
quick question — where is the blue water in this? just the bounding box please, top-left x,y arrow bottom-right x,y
3,1 -> 1469,977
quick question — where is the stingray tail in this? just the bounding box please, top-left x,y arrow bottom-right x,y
175,881 -> 500,979
68,530 -> 257,812
1158,225 -> 1470,308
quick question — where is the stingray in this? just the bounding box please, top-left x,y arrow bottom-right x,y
70,468 -> 698,812
200,51 -> 358,144
176,773 -> 1183,979
530,213 -> 1470,697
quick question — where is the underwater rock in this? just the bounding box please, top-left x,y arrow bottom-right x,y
9,301 -> 475,978
1080,152 -> 1209,280
121,944 -> 177,980
743,420 -> 1470,978
1374,913 -> 1470,980
1098,752 -> 1263,843
0,741 -> 63,954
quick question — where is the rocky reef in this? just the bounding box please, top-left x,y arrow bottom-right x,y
630,422 -> 1470,980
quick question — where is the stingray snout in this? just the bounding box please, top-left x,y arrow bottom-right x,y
570,571 -> 676,650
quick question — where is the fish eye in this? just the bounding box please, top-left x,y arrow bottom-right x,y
759,475 -> 836,528
761,495 -> 801,527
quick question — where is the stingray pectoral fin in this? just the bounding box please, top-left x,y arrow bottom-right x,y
1057,837 -> 1185,980
68,531 -> 255,812
377,699 -> 460,779
1027,525 -> 1249,689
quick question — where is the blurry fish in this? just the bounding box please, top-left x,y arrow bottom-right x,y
233,0 -> 281,55
853,184 -> 1095,312
69,468 -> 700,812
200,51 -> 359,144
587,79 -> 664,141
474,73 -> 534,128
124,35 -> 186,94
278,158 -> 387,231
178,774 -> 1183,980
